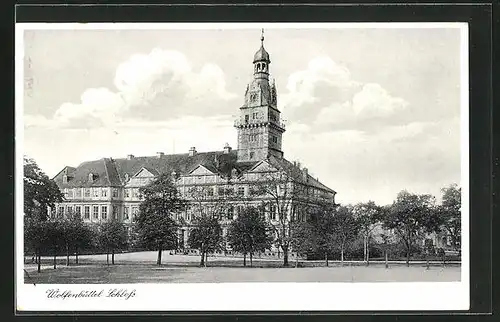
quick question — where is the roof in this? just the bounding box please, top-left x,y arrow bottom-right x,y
53,150 -> 335,194
253,45 -> 270,63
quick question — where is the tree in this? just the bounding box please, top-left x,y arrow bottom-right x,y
250,168 -> 309,267
438,184 -> 461,252
24,156 -> 63,270
227,206 -> 273,267
352,201 -> 383,266
136,174 -> 186,265
291,203 -> 337,266
96,219 -> 129,265
188,215 -> 224,267
383,191 -> 443,267
57,209 -> 94,266
45,220 -> 64,269
331,205 -> 359,264
24,156 -> 63,221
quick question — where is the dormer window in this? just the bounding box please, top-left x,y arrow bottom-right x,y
124,173 -> 129,182
88,173 -> 94,183
62,174 -> 68,184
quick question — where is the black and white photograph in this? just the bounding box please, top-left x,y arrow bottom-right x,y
16,23 -> 469,311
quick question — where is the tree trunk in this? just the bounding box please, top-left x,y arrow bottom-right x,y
442,252 -> 446,267
200,251 -> 205,267
205,252 -> 208,267
295,255 -> 299,268
340,246 -> 344,265
363,236 -> 367,263
406,248 -> 410,267
243,253 -> 247,267
156,248 -> 162,266
106,251 -> 109,266
66,244 -> 70,266
283,247 -> 289,267
426,255 -> 430,270
37,251 -> 41,273
325,252 -> 329,267
385,250 -> 388,269
250,252 -> 253,267
75,248 -> 79,265
366,239 -> 370,266
53,253 -> 56,269
112,249 -> 115,265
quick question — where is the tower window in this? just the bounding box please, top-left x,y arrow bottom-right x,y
250,152 -> 255,159
245,115 -> 249,123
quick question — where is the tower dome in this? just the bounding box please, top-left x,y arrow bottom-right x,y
253,29 -> 270,63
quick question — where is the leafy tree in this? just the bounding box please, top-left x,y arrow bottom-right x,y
292,204 -> 337,266
24,217 -> 49,273
137,174 -> 186,265
96,219 -> 129,265
383,191 -> 443,266
352,201 -> 383,266
23,156 -> 63,270
45,220 -> 65,269
57,209 -> 94,266
437,184 -> 461,252
188,215 -> 224,267
24,156 -> 63,221
331,205 -> 359,264
227,206 -> 273,267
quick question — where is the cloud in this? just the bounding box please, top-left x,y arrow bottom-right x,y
278,56 -> 410,132
37,49 -> 237,129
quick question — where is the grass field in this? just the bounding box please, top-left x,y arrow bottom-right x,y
23,251 -> 461,284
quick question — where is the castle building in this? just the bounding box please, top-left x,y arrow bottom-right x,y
51,31 -> 336,251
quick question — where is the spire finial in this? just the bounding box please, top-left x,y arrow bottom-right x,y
261,28 -> 264,44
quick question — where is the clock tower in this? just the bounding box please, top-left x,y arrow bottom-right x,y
235,30 -> 286,162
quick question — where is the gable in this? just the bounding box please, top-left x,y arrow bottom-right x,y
189,165 -> 215,176
134,168 -> 156,178
248,160 -> 278,173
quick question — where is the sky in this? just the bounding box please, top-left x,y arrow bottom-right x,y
20,24 -> 464,205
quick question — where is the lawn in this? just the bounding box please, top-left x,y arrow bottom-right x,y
23,251 -> 461,284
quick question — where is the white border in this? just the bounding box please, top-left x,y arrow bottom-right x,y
15,22 -> 470,312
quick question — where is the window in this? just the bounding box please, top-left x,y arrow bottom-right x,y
206,187 -> 214,197
132,189 -> 139,198
92,206 -> 99,219
101,206 -> 107,219
132,207 -> 139,219
84,189 -> 91,198
76,188 -> 82,198
67,189 -> 74,198
270,205 -> 276,220
124,206 -> 129,220
84,206 -> 90,219
237,205 -> 244,214
75,206 -> 81,216
112,206 -> 118,220
67,206 -> 73,214
226,188 -> 234,196
227,206 -> 234,220
245,115 -> 249,123
250,152 -> 255,159
58,206 -> 64,217
101,188 -> 107,197
125,189 -> 130,198
218,187 -> 224,196
112,188 -> 118,198
93,188 -> 99,198
237,187 -> 245,196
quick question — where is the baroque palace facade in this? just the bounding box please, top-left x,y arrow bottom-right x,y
51,32 -> 337,251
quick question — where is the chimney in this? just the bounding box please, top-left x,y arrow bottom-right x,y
127,154 -> 135,160
302,167 -> 308,182
189,147 -> 197,156
156,152 -> 164,159
223,143 -> 232,154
